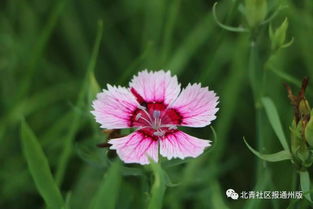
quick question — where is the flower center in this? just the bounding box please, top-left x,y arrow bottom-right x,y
135,106 -> 177,137
130,88 -> 182,138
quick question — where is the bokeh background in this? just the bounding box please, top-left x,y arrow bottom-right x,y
1,0 -> 313,208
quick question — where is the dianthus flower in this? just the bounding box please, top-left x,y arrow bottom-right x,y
91,70 -> 219,164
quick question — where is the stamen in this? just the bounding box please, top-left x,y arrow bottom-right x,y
138,115 -> 153,126
135,113 -> 142,121
138,105 -> 146,110
138,105 -> 153,122
153,130 -> 165,136
136,126 -> 150,130
160,124 -> 177,130
168,125 -> 177,130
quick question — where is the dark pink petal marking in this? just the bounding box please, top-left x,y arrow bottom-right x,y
130,87 -> 146,106
129,70 -> 181,105
129,100 -> 182,128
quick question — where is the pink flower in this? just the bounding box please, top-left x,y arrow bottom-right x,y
91,70 -> 219,165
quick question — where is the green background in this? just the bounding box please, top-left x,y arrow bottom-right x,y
0,0 -> 312,208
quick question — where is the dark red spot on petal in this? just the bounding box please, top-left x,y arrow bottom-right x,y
138,128 -> 158,141
147,102 -> 167,111
131,88 -> 147,107
138,127 -> 179,141
130,108 -> 149,127
162,128 -> 179,138
162,108 -> 182,125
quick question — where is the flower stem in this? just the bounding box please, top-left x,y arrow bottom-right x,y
248,37 -> 270,193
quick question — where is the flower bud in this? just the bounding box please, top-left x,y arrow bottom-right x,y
245,0 -> 267,28
305,110 -> 313,147
269,18 -> 292,51
291,120 -> 305,154
299,99 -> 311,115
287,78 -> 313,169
290,120 -> 312,168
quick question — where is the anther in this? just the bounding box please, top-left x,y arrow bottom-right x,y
135,113 -> 142,121
138,105 -> 147,110
168,125 -> 177,130
153,130 -> 165,136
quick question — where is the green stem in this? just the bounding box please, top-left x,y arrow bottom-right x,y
147,161 -> 167,209
248,39 -> 264,168
247,37 -> 270,208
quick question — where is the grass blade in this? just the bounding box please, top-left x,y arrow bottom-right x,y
210,179 -> 230,209
90,160 -> 122,209
62,192 -> 72,209
261,97 -> 290,153
21,119 -> 64,209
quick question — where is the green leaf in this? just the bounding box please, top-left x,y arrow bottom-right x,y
268,65 -> 301,87
90,160 -> 122,209
62,192 -> 72,209
212,2 -> 248,33
261,97 -> 290,153
243,138 -> 292,162
20,119 -> 64,209
163,171 -> 180,187
210,180 -> 230,209
262,5 -> 288,25
300,171 -> 312,202
281,37 -> 294,48
147,160 -> 167,209
275,18 -> 288,47
87,71 -> 101,105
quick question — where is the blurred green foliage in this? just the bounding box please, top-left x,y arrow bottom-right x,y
0,0 -> 313,208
